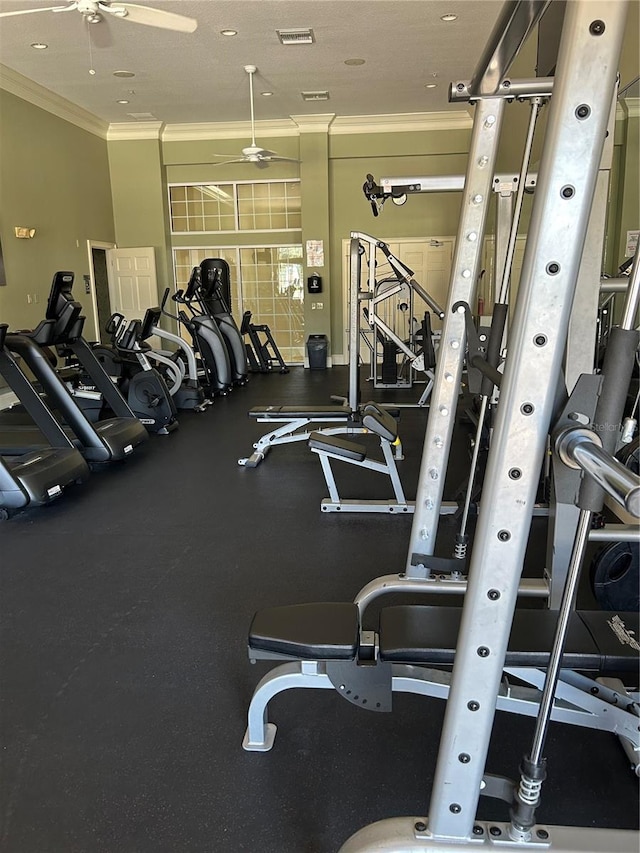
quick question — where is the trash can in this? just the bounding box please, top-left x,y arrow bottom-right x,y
306,334 -> 328,370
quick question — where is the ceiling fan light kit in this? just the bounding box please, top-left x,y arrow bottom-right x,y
211,65 -> 301,168
0,1 -> 198,33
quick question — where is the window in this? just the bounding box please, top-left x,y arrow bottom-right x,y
173,245 -> 305,363
168,180 -> 301,234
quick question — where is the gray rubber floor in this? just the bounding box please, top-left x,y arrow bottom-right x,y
0,366 -> 637,853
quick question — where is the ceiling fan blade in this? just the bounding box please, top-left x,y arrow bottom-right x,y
211,158 -> 248,166
0,4 -> 76,17
264,156 -> 301,163
103,2 -> 197,31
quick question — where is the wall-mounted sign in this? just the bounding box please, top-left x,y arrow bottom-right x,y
306,240 -> 324,267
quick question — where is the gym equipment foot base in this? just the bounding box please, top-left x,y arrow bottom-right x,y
242,722 -> 277,752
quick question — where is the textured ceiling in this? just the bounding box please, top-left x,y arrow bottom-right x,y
0,0 -> 506,125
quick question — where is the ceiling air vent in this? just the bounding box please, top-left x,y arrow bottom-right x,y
277,28 -> 315,45
126,112 -> 158,120
301,91 -> 330,101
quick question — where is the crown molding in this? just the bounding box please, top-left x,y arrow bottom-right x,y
290,114 -> 336,133
157,110 -> 471,142
108,122 -> 165,141
0,64 -> 108,138
0,67 -> 476,142
162,118 -> 297,142
329,110 -> 473,135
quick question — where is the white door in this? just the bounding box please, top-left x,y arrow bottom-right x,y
106,247 -> 159,345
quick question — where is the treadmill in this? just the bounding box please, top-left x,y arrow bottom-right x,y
0,324 -> 90,519
0,272 -> 148,464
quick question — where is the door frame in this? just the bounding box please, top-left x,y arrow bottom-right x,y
87,239 -> 116,341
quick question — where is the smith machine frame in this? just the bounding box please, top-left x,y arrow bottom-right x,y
340,1 -> 638,851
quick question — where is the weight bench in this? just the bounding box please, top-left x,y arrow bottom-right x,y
243,602 -> 640,768
308,402 -> 412,513
238,400 -> 403,468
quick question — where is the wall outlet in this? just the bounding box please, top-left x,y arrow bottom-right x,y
33,293 -> 38,303
316,302 -> 323,310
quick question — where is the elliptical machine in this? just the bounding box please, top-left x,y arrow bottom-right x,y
90,309 -> 179,434
155,288 -> 212,410
199,259 -> 249,386
174,267 -> 233,396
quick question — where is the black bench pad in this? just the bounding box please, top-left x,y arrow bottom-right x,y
249,602 -> 359,659
249,406 -> 351,419
379,606 -> 639,672
308,432 -> 367,461
249,405 -> 401,420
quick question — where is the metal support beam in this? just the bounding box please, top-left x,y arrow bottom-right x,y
467,0 -> 551,97
340,2 -> 630,850
404,97 -> 505,572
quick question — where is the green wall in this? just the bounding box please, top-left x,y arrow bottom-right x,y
108,137 -> 179,297
155,125 -> 474,359
0,90 -> 114,331
0,4 -> 637,356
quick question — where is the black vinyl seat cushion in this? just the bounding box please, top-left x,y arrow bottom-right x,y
379,606 -> 639,672
308,432 -> 367,461
249,406 -> 351,419
578,610 -> 640,673
249,405 -> 400,420
249,602 -> 359,659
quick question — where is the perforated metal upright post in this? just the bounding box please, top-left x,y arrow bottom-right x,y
348,238 -> 362,411
427,0 -> 627,840
340,2 -> 630,851
404,97 -> 504,572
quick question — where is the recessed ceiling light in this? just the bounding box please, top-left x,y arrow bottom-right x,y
113,70 -> 135,78
220,29 -> 237,36
261,91 -> 273,97
425,83 -> 437,89
117,99 -> 130,104
30,42 -> 48,49
441,13 -> 458,21
344,58 -> 365,66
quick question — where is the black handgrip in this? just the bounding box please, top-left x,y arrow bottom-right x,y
470,355 -> 502,390
480,303 -> 508,397
363,174 -> 380,216
105,312 -> 125,335
161,287 -> 171,309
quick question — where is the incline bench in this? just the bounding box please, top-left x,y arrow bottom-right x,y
238,399 -> 403,468
308,401 -> 411,513
243,602 -> 640,768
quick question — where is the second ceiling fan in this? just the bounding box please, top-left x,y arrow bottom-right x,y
212,65 -> 300,168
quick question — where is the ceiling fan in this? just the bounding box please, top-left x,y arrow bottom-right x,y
212,65 -> 300,168
0,1 -> 198,32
